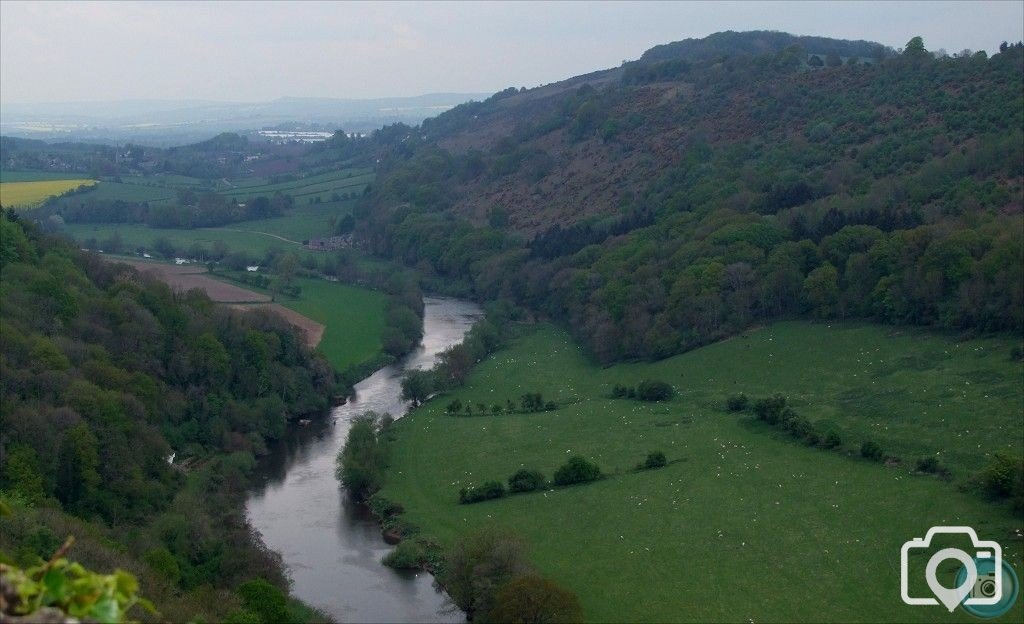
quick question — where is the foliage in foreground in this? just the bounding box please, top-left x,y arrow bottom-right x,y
0,538 -> 153,623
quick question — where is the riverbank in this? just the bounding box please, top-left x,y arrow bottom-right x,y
246,297 -> 483,622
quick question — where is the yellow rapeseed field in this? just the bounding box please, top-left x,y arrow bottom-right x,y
0,179 -> 97,208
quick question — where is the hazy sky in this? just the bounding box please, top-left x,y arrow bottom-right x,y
2,1 -> 1022,104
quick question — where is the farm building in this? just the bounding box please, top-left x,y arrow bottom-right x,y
305,236 -> 350,251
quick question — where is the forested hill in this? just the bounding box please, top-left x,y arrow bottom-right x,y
357,32 -> 1024,363
0,212 -> 335,619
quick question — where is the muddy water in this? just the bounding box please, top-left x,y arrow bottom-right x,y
246,297 -> 483,622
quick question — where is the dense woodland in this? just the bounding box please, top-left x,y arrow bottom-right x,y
355,35 -> 1024,362
0,212 -> 335,620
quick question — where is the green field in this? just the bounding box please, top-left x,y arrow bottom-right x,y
0,179 -> 97,208
59,200 -> 355,259
381,322 -> 1024,623
0,170 -> 94,182
280,278 -> 387,370
219,168 -> 373,203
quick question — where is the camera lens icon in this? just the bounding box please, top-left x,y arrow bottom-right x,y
955,557 -> 1020,618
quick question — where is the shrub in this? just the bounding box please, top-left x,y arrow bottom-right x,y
553,456 -> 602,486
438,528 -> 532,621
508,469 -> 546,493
544,401 -> 557,411
1010,345 -> 1023,361
754,394 -> 788,424
445,399 -> 463,415
726,393 -> 749,411
785,415 -> 815,440
459,480 -> 507,504
368,494 -> 404,519
636,379 -> 674,401
611,383 -> 629,398
860,440 -> 884,461
916,456 -> 942,474
642,451 -> 668,470
823,431 -> 843,449
980,453 -> 1022,498
490,575 -> 584,624
382,540 -> 427,569
237,578 -> 289,624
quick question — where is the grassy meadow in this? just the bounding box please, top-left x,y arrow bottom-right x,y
280,278 -> 387,370
59,199 -> 355,258
1,170 -> 95,182
0,179 -> 96,208
219,168 -> 374,203
381,322 -> 1024,623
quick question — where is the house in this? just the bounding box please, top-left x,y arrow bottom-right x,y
246,265 -> 260,272
174,258 -> 190,265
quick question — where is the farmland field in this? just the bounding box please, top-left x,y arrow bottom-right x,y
0,179 -> 96,208
1,170 -> 95,182
220,168 -> 373,203
381,322 -> 1024,623
280,277 -> 387,370
60,200 -> 354,259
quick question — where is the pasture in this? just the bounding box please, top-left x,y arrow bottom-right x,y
381,322 -> 1024,623
1,170 -> 94,182
220,168 -> 374,203
281,278 -> 387,370
60,200 -> 353,260
0,179 -> 96,208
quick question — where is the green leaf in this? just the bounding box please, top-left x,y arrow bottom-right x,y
89,596 -> 120,624
42,568 -> 69,601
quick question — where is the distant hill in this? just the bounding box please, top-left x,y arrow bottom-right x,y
638,30 -> 893,63
358,31 -> 1024,362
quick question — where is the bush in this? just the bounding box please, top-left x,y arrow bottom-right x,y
726,393 -> 749,411
437,528 -> 532,621
980,453 -> 1022,498
611,383 -> 629,398
823,431 -> 843,449
553,456 -> 602,486
636,379 -> 674,401
860,440 -> 883,461
640,451 -> 668,470
368,494 -> 404,519
237,578 -> 289,624
754,394 -> 788,424
916,456 -> 942,474
508,469 -> 546,493
785,415 -> 816,440
382,540 -> 427,569
490,575 -> 584,624
459,480 -> 507,504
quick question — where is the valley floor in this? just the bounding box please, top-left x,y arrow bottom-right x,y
381,321 -> 1023,622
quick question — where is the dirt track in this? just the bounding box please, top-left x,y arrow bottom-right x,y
110,258 -> 324,347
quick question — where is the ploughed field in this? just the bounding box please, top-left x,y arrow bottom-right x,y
381,322 -> 1024,623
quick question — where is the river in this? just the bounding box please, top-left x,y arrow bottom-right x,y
246,296 -> 483,622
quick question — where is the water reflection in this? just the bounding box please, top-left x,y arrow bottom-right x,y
246,297 -> 482,622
